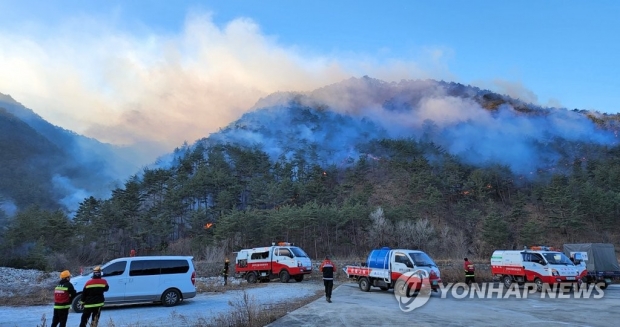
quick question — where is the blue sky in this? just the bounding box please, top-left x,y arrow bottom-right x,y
0,0 -> 618,162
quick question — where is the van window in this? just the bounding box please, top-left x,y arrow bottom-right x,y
161,260 -> 190,274
542,253 -> 573,265
290,247 -> 308,258
523,253 -> 545,264
130,260 -> 160,276
103,261 -> 126,277
251,251 -> 269,260
129,259 -> 190,276
277,248 -> 293,258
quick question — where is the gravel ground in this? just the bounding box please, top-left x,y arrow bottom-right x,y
0,267 -> 60,297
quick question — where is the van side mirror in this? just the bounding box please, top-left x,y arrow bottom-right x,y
406,262 -> 413,268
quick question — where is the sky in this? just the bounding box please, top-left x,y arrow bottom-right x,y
0,0 -> 619,163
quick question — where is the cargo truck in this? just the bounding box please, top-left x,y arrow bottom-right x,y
563,243 -> 620,289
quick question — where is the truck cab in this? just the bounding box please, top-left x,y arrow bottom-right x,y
234,242 -> 312,283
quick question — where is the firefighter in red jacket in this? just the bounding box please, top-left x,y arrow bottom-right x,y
319,256 -> 336,303
464,258 -> 475,285
79,266 -> 109,327
51,270 -> 76,327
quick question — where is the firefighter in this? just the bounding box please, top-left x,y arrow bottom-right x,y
51,270 -> 76,327
464,258 -> 475,286
223,258 -> 230,286
319,256 -> 336,303
79,266 -> 109,327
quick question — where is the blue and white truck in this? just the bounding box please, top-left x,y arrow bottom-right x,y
344,247 -> 442,295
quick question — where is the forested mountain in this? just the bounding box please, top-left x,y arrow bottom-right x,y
2,77 -> 620,270
0,93 -> 139,214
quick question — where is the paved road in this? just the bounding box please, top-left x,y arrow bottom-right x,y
268,282 -> 620,327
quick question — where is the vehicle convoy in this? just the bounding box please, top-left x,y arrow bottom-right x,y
70,256 -> 197,313
491,246 -> 583,292
234,242 -> 313,283
563,243 -> 620,289
345,247 -> 442,295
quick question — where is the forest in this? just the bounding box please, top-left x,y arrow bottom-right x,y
2,136 -> 619,271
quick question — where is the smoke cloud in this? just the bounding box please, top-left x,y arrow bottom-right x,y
0,12 -> 450,166
194,78 -> 618,176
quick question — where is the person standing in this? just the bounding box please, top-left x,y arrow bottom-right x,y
464,258 -> 476,286
319,256 -> 336,303
223,258 -> 230,286
79,266 -> 109,327
51,270 -> 76,327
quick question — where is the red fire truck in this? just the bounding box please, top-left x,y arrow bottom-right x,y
234,242 -> 313,283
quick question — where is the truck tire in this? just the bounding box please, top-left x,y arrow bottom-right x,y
534,278 -> 543,292
393,279 -> 408,297
247,272 -> 257,284
294,275 -> 304,282
503,275 -> 512,288
279,270 -> 290,283
359,277 -> 371,292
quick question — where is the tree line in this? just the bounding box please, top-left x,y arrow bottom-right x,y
1,139 -> 619,271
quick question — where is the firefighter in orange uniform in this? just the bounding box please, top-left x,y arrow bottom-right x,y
319,256 -> 336,303
464,258 -> 475,285
79,266 -> 109,327
51,270 -> 76,327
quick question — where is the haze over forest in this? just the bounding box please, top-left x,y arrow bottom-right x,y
1,77 -> 619,270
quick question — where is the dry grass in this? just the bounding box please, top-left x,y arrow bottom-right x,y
195,278 -> 266,293
0,286 -> 51,306
206,289 -> 324,327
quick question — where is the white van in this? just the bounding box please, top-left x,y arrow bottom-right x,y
491,247 -> 581,291
70,256 -> 197,313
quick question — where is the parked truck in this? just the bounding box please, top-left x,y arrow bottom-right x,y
234,242 -> 313,283
345,247 -> 442,296
563,243 -> 620,289
491,246 -> 583,292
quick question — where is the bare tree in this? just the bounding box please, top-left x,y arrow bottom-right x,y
368,207 -> 394,247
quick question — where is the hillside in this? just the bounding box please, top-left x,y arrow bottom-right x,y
0,93 -> 139,213
2,77 -> 620,270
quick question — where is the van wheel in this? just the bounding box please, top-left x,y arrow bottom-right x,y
534,278 -> 543,292
71,294 -> 84,313
162,289 -> 181,307
294,275 -> 304,282
247,272 -> 257,284
503,275 -> 512,288
279,270 -> 290,283
359,277 -> 371,292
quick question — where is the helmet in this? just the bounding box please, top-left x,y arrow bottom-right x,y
93,266 -> 102,277
60,270 -> 71,279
